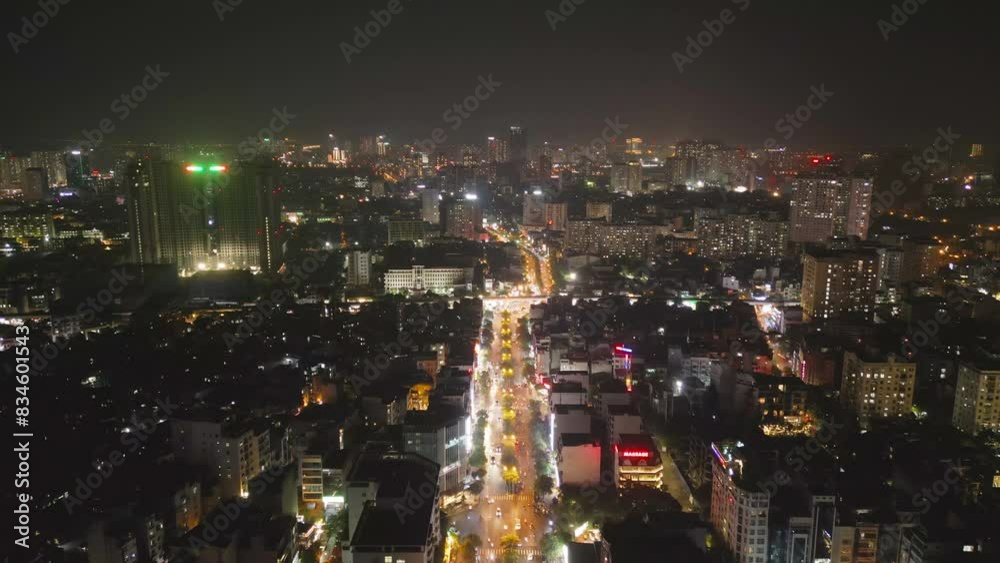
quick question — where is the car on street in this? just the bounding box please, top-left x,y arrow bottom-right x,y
496,508 -> 502,518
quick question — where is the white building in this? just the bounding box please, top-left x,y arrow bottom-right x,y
384,264 -> 473,294
710,442 -> 769,563
952,361 -> 1000,436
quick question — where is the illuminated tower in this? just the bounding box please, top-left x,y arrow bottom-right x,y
216,161 -> 282,273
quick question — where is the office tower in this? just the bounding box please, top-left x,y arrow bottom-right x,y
421,189 -> 441,224
523,190 -> 546,226
841,350 -> 916,428
710,442 -> 769,563
346,250 -> 372,287
21,168 -> 48,201
30,150 -> 68,186
509,126 -> 528,173
543,201 -> 568,231
970,143 -> 983,158
442,196 -> 482,240
625,137 -> 643,155
790,177 -> 873,242
387,219 -> 427,245
215,161 -> 282,273
65,150 -> 90,188
586,201 -> 612,222
952,361 -> 1000,436
376,134 -> 389,157
901,238 -> 947,281
801,249 -> 879,321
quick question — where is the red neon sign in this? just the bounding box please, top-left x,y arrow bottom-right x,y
621,450 -> 649,459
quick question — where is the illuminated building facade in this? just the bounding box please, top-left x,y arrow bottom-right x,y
801,250 -> 878,322
952,361 -> 1000,436
840,351 -> 915,428
613,433 -> 662,489
790,176 -> 872,242
710,442 -> 770,563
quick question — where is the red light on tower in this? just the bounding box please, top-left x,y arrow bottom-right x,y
810,157 -> 821,165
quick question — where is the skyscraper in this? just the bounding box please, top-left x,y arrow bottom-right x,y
215,161 -> 282,273
790,176 -> 873,242
128,160 -> 280,274
522,190 -> 546,226
611,161 -> 643,193
508,126 -> 528,173
30,150 -> 68,186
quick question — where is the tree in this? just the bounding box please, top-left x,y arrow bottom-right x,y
469,481 -> 484,495
535,475 -> 555,497
500,533 -> 520,562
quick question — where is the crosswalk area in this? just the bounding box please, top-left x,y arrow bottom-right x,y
489,493 -> 533,502
480,547 -> 541,560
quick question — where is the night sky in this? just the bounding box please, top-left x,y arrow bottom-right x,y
4,0 -> 998,149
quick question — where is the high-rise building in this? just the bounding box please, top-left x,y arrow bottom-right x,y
522,190 -> 546,226
790,176 -> 873,242
509,126 -> 528,173
442,196 -> 481,240
543,201 -> 568,231
376,134 -> 389,157
21,168 -> 48,201
970,143 -> 983,158
215,161 -> 282,273
128,160 -> 280,274
30,150 -> 68,186
952,360 -> 1000,436
710,442 -> 770,563
801,250 -> 878,322
486,136 -> 508,163
840,350 -> 915,428
346,250 -> 372,288
142,160 -> 213,274
611,161 -> 643,193
696,212 -> 789,259
421,189 -> 441,225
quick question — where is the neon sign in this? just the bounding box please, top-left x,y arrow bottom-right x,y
621,450 -> 649,459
